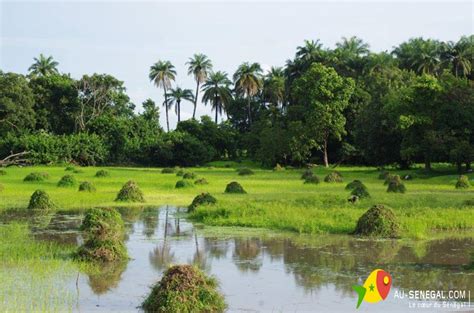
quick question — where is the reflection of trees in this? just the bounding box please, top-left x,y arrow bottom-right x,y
204,237 -> 229,260
233,238 -> 262,272
149,244 -> 175,271
192,233 -> 209,271
87,261 -> 128,295
141,207 -> 158,238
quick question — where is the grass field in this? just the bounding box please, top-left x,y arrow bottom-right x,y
0,163 -> 473,239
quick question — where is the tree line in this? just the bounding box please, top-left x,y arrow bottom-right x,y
0,35 -> 473,170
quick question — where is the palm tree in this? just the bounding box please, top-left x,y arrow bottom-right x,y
263,67 -> 285,108
233,62 -> 263,126
336,36 -> 370,57
166,87 -> 194,123
28,54 -> 59,77
392,38 -> 442,75
202,71 -> 233,123
440,36 -> 473,77
149,60 -> 176,132
296,39 -> 323,62
186,54 -> 213,119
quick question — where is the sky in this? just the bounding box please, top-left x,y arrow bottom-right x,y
1,1 -> 472,129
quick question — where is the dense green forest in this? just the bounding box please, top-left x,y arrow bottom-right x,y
1,36 -> 473,170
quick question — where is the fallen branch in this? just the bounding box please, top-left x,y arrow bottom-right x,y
0,151 -> 31,167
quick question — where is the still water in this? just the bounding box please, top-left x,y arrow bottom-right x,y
7,207 -> 474,312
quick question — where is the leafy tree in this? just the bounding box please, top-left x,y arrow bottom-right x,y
233,62 -> 263,126
187,54 -> 213,119
202,71 -> 233,123
392,38 -> 442,75
141,98 -> 160,126
336,36 -> 370,57
263,67 -> 285,109
439,35 -> 473,78
28,54 -> 59,77
291,63 -> 355,167
149,60 -> 176,132
167,87 -> 194,122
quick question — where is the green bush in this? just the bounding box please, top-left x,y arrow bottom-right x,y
188,193 -> 217,212
141,265 -> 226,313
79,181 -> 96,192
354,204 -> 399,238
23,172 -> 49,182
183,172 -> 196,179
455,175 -> 471,189
351,185 -> 370,199
301,169 -> 314,180
0,169 -> 7,175
225,181 -> 246,194
57,174 -> 77,187
345,180 -> 365,190
237,168 -> 254,176
161,168 -> 175,174
304,176 -> 320,184
95,169 -> 110,177
194,178 -> 208,185
324,171 -> 343,183
27,190 -> 55,210
175,180 -> 193,189
386,175 -> 406,193
115,181 -> 145,202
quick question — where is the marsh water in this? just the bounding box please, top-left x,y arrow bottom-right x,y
2,206 -> 474,312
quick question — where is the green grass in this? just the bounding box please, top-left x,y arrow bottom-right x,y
0,163 -> 473,239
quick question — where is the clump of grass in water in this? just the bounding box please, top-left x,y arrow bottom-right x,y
386,175 -> 406,193
183,172 -> 196,179
57,174 -> 77,187
175,180 -> 193,189
95,169 -> 110,177
194,178 -> 208,185
304,175 -> 320,184
225,181 -> 246,194
455,175 -> 470,189
324,171 -> 343,183
76,207 -> 128,262
78,181 -> 96,192
141,264 -> 226,313
27,190 -> 55,210
237,168 -> 254,176
354,204 -> 399,238
23,172 -> 49,182
188,192 -> 217,212
115,180 -> 145,202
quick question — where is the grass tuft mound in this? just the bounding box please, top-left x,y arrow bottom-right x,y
386,175 -> 406,193
324,171 -> 343,183
175,180 -> 193,189
188,192 -> 217,212
237,168 -> 254,176
65,165 -> 75,171
95,170 -> 110,177
23,172 -> 49,182
351,185 -> 370,199
354,204 -> 399,238
194,178 -> 209,185
176,169 -> 185,177
304,175 -> 320,184
79,181 -> 96,192
161,167 -> 176,174
301,169 -> 314,180
0,169 -> 7,175
27,189 -> 55,210
57,174 -> 77,187
345,180 -> 366,190
115,180 -> 145,202
225,181 -> 246,194
183,172 -> 197,179
378,170 -> 391,180
273,164 -> 284,171
455,175 -> 470,189
141,264 -> 226,313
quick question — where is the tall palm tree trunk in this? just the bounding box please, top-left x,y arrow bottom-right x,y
177,100 -> 181,123
193,81 -> 200,119
215,98 -> 218,124
247,96 -> 252,127
163,84 -> 170,132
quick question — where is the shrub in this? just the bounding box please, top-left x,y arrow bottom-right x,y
345,180 -> 365,190
324,171 -> 343,183
79,181 -> 96,192
304,176 -> 320,184
378,171 -> 390,180
175,180 -> 193,189
386,175 -> 406,193
27,190 -> 55,210
238,168 -> 254,176
273,164 -> 284,171
161,168 -> 175,174
141,265 -> 226,313
194,178 -> 208,185
301,169 -> 314,180
95,169 -> 110,177
57,174 -> 77,187
65,165 -> 75,171
23,172 -> 49,182
176,169 -> 185,177
0,169 -> 7,175
225,181 -> 246,194
354,204 -> 399,238
188,193 -> 217,212
351,185 -> 370,199
115,180 -> 145,202
455,175 -> 471,189
183,172 -> 196,179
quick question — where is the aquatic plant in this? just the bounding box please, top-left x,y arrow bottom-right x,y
161,168 -> 175,174
455,175 -> 470,189
115,180 -> 145,202
324,171 -> 343,183
354,204 -> 399,238
188,193 -> 217,212
23,172 -> 49,182
238,168 -> 254,176
386,175 -> 406,193
345,180 -> 365,190
194,178 -> 209,185
183,172 -> 196,179
27,190 -> 55,210
225,181 -> 246,194
304,175 -> 320,184
301,169 -> 314,180
95,169 -> 110,177
175,180 -> 193,188
141,265 -> 226,313
57,174 -> 77,187
78,181 -> 96,192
